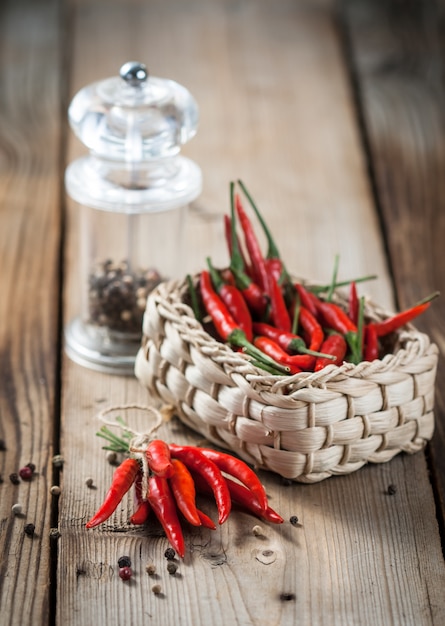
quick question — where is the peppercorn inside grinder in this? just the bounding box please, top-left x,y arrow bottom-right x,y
65,62 -> 202,374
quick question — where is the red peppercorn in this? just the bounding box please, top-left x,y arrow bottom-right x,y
119,566 -> 132,581
19,466 -> 33,481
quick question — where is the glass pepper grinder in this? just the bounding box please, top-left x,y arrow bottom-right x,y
65,61 -> 202,374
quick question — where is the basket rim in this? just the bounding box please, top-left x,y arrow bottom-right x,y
141,274 -> 438,394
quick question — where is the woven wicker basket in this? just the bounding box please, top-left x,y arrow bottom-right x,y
135,276 -> 438,483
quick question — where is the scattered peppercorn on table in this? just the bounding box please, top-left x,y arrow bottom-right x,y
1,1 -> 445,625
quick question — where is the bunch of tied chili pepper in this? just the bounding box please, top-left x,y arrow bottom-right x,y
86,427 -> 283,558
187,180 -> 438,374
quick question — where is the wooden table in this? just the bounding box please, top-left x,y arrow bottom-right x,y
1,0 -> 444,624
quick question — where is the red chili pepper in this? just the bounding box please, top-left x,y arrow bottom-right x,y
169,444 -> 232,525
235,193 -> 270,292
355,295 -> 366,365
192,470 -> 283,525
370,301 -> 431,337
294,283 -> 319,318
147,439 -> 174,478
314,333 -> 347,371
130,498 -> 151,525
232,269 -> 269,318
168,459 -> 201,527
199,448 -> 268,512
314,299 -> 358,335
253,337 -> 305,374
196,508 -> 216,530
252,322 -> 333,359
224,476 -> 284,524
86,458 -> 140,528
147,474 -> 186,558
314,298 -> 360,361
207,257 -> 253,341
298,306 -> 324,353
130,470 -> 151,525
220,267 -> 236,286
348,281 -> 359,326
363,323 -> 379,361
267,257 -> 283,283
266,270 -> 292,332
200,270 -> 238,341
200,270 -> 289,373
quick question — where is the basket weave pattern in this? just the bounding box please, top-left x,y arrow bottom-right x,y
135,278 -> 438,483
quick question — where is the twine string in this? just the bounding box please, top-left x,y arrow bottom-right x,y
97,403 -> 164,500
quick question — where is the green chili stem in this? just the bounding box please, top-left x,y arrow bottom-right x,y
228,329 -> 290,373
345,331 -> 360,365
229,181 -> 246,275
291,292 -> 301,335
288,338 -> 336,360
415,291 -> 440,306
326,254 -> 340,302
187,274 -> 202,321
310,274 -> 378,294
250,359 -> 289,376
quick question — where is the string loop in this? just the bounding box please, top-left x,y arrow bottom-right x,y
97,403 -> 164,499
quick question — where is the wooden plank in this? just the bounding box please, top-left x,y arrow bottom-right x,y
58,1 -> 445,625
341,0 -> 445,527
0,0 -> 62,624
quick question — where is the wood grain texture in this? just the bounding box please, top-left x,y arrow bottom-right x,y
341,0 -> 445,527
57,1 -> 445,625
0,0 -> 63,623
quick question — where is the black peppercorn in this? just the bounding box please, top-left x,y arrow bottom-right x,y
289,515 -> 299,526
387,484 -> 397,496
280,592 -> 296,602
9,473 -> 20,485
118,555 -> 131,568
24,523 -> 35,537
164,548 -> 176,560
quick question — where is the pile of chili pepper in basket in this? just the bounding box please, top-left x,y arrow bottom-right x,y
86,426 -> 283,558
187,180 -> 438,375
